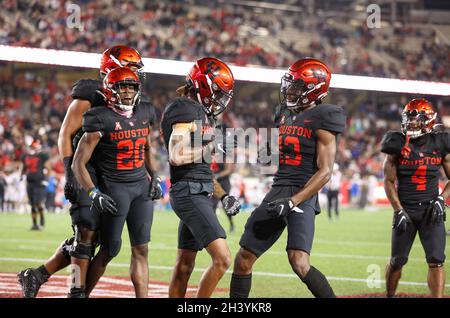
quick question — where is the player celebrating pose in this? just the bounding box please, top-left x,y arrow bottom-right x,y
161,57 -> 241,298
382,98 -> 447,298
230,58 -> 346,298
17,46 -> 153,298
73,67 -> 160,298
21,140 -> 51,230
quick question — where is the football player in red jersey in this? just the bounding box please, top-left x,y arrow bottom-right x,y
382,99 -> 448,298
18,46 -> 160,298
21,140 -> 51,230
230,58 -> 346,298
73,67 -> 159,298
161,57 -> 240,297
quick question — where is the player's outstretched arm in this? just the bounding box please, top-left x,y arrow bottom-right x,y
72,132 -> 100,191
291,129 -> 336,206
383,154 -> 403,211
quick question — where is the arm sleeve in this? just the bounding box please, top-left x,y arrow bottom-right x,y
82,110 -> 104,134
316,105 -> 346,134
380,132 -> 403,155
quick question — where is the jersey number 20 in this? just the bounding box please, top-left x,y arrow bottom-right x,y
117,138 -> 146,170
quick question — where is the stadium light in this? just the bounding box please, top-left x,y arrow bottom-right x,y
0,45 -> 449,96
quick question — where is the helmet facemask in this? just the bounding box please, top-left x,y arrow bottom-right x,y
108,81 -> 140,112
401,109 -> 436,139
280,73 -> 324,109
192,74 -> 233,118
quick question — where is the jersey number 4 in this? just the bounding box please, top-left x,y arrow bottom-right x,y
117,138 -> 146,170
25,157 -> 39,173
411,165 -> 427,191
279,135 -> 302,165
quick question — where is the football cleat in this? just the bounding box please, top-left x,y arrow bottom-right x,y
17,268 -> 47,298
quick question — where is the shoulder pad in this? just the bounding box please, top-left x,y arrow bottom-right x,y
163,98 -> 202,126
313,104 -> 346,134
71,79 -> 102,105
380,131 -> 404,155
436,131 -> 450,155
82,107 -> 105,133
139,97 -> 157,126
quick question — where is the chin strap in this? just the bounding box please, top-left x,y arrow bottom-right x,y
401,134 -> 411,159
108,105 -> 133,118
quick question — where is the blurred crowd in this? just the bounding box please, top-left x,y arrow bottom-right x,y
1,0 -> 449,81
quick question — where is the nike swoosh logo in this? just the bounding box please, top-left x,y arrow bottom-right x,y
99,197 -> 104,209
292,207 -> 304,214
24,270 -> 29,277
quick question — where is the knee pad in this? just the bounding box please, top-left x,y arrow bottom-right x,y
61,236 -> 75,260
69,225 -> 95,260
390,256 -> 408,270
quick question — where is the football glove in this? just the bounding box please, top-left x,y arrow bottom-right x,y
63,156 -> 79,203
392,209 -> 411,234
267,198 -> 301,218
149,176 -> 163,200
426,196 -> 446,225
89,188 -> 118,216
221,195 -> 241,216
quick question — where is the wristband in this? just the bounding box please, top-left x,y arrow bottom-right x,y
88,188 -> 100,199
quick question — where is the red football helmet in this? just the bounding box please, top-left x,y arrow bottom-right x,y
187,57 -> 234,117
103,67 -> 140,112
281,58 -> 331,108
29,139 -> 42,155
100,45 -> 144,76
401,98 -> 436,138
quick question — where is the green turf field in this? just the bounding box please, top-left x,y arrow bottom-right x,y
0,208 -> 448,297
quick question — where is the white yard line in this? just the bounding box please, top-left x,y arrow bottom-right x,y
0,239 -> 427,262
1,257 -> 448,288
